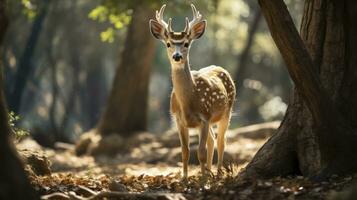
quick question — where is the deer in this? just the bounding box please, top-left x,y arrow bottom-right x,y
149,4 -> 236,178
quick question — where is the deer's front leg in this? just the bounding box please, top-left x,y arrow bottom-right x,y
176,118 -> 190,178
198,121 -> 209,176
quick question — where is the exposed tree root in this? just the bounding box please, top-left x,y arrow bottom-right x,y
41,185 -> 186,200
239,105 -> 301,180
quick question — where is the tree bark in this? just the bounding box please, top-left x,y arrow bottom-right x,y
241,0 -> 357,179
0,1 -> 38,198
8,1 -> 49,113
97,4 -> 156,136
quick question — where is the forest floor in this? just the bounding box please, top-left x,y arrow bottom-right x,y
17,121 -> 357,200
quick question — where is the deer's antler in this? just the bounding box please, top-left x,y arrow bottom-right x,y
155,4 -> 173,32
184,4 -> 203,33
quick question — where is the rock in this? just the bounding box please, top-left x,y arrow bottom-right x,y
19,149 -> 51,176
108,180 -> 128,192
75,137 -> 92,156
88,134 -> 125,156
75,130 -> 100,156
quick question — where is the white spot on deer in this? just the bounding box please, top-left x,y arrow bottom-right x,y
212,92 -> 216,95
201,98 -> 205,102
197,88 -> 201,91
204,92 -> 207,96
206,88 -> 210,91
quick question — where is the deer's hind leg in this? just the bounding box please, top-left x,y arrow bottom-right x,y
217,113 -> 231,172
206,127 -> 215,170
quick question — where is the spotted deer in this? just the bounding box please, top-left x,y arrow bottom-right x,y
149,4 -> 236,178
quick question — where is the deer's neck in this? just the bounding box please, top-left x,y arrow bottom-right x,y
171,60 -> 194,106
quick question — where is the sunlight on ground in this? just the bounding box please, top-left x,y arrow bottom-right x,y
124,163 -> 182,176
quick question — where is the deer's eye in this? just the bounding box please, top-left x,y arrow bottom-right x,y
166,43 -> 171,48
184,42 -> 189,48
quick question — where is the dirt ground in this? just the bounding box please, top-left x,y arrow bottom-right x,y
17,121 -> 357,200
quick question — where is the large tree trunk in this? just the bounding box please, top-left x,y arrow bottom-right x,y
241,0 -> 357,179
97,4 -> 156,136
0,1 -> 38,198
8,1 -> 49,113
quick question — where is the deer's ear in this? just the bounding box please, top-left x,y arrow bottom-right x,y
190,20 -> 206,40
150,19 -> 167,40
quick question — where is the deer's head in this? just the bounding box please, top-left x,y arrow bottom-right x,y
149,4 -> 206,64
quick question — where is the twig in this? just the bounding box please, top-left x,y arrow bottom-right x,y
41,192 -> 71,200
86,191 -> 186,200
76,185 -> 98,196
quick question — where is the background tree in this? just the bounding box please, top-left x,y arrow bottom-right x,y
242,0 -> 357,179
8,0 -> 50,113
96,3 -> 156,136
234,8 -> 261,93
0,0 -> 38,198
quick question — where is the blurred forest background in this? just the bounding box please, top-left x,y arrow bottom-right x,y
3,0 -> 302,146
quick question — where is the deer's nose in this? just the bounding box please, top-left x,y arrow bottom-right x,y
172,53 -> 183,61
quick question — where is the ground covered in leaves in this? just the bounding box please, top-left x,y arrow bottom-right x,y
17,121 -> 357,200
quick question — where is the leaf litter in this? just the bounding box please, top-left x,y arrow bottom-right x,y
17,124 -> 357,200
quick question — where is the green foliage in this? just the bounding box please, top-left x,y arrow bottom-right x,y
21,0 -> 38,19
99,27 -> 115,43
88,5 -> 109,22
9,111 -> 29,142
87,0 -> 195,43
88,4 -> 132,43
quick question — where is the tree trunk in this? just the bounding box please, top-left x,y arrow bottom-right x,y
97,4 -> 156,136
0,1 -> 38,198
234,9 -> 262,93
82,63 -> 107,129
8,1 -> 49,113
241,0 -> 357,179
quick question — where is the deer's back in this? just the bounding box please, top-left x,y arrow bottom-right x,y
191,65 -> 236,122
